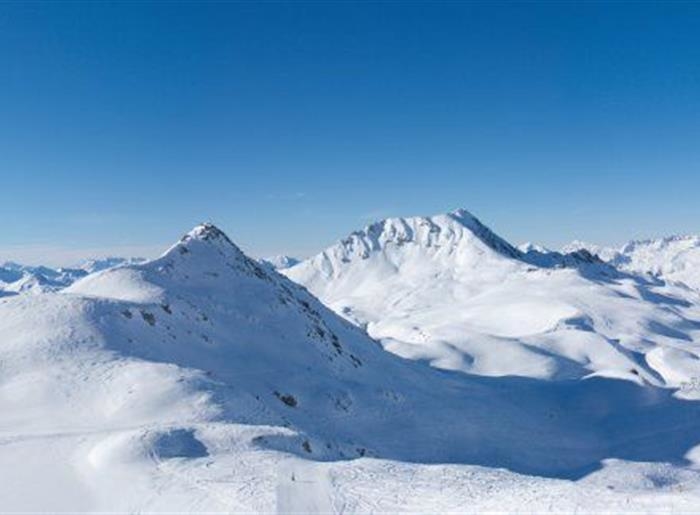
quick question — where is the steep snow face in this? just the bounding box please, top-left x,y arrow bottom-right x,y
286,209 -> 524,311
259,255 -> 300,270
67,223 -> 378,382
286,211 -> 700,386
324,208 -> 522,266
5,223 -> 700,511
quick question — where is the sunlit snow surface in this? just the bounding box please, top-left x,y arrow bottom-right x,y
3,220 -> 700,512
0,257 -> 145,296
566,235 -> 700,292
286,210 -> 700,387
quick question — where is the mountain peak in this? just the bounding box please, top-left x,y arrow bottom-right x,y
169,223 -> 246,258
126,222 -> 259,288
182,223 -> 233,244
285,209 -> 524,292
448,207 -> 477,222
69,222 -> 270,302
350,209 -> 521,261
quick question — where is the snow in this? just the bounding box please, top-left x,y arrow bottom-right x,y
0,257 -> 143,297
286,210 -> 700,386
0,262 -> 87,295
260,255 -> 301,270
565,235 -> 700,291
3,219 -> 700,512
78,256 -> 147,274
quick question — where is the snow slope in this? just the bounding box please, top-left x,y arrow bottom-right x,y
5,223 -> 700,511
567,235 -> 700,291
286,210 -> 700,387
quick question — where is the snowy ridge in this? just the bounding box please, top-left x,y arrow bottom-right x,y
4,221 -> 700,511
616,235 -> 700,286
521,246 -> 609,270
565,234 -> 700,290
621,233 -> 700,252
0,262 -> 87,295
562,239 -> 620,262
286,210 -> 700,386
0,257 -> 144,296
291,209 -> 524,291
332,208 -> 521,265
79,256 -> 147,274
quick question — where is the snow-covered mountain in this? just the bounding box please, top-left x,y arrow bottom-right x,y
78,256 -> 147,274
0,262 -> 87,295
259,254 -> 300,270
5,222 -> 700,511
562,239 -> 621,262
285,209 -> 700,387
0,257 -> 145,296
566,235 -> 700,291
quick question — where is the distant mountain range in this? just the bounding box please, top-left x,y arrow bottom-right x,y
0,257 -> 145,295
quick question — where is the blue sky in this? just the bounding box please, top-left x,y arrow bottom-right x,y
1,1 -> 700,264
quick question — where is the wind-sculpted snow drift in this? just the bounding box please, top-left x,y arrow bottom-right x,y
3,222 -> 700,511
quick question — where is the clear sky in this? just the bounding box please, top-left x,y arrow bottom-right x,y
1,1 -> 700,265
